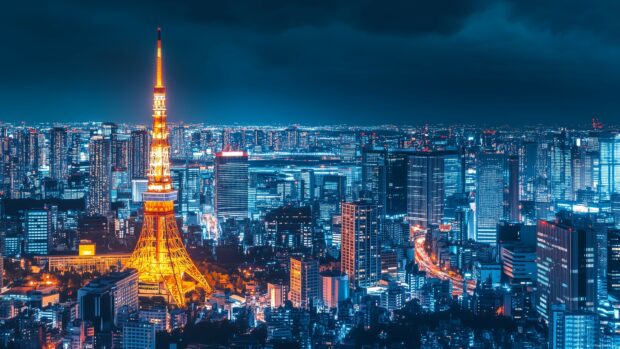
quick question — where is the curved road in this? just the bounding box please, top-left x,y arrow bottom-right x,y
413,234 -> 476,296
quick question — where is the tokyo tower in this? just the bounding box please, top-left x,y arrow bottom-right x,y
126,28 -> 212,306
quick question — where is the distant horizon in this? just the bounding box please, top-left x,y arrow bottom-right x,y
1,118 -> 613,129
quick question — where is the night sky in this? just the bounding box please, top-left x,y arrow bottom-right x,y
2,1 -> 620,125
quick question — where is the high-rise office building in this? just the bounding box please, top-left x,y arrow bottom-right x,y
572,145 -> 598,194
608,229 -> 620,298
49,127 -> 68,181
549,134 -> 573,201
19,128 -> 40,176
599,133 -> 620,200
170,125 -> 187,159
25,209 -> 51,255
507,155 -> 520,221
0,252 -> 4,290
386,150 -> 409,216
265,206 -> 313,249
519,141 -> 538,201
341,201 -> 381,289
443,150 -> 463,201
78,270 -> 139,332
361,147 -> 386,214
112,135 -> 130,171
536,215 -> 597,321
289,256 -> 319,309
129,130 -> 149,180
215,151 -> 249,221
475,152 -> 505,245
549,304 -> 598,349
300,169 -> 315,202
408,151 -> 445,229
68,129 -> 81,171
171,164 -> 201,218
87,136 -> 112,216
611,193 -> 620,229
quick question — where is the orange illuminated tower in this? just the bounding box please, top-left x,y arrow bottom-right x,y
126,28 -> 211,306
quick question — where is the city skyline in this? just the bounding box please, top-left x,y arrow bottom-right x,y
2,1 -> 620,125
3,3 -> 620,348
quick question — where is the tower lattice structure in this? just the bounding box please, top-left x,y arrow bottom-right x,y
127,28 -> 212,306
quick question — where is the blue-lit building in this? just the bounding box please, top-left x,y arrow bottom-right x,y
171,164 -> 201,219
475,152 -> 505,245
599,133 -> 620,200
536,215 -> 597,321
549,134 -> 573,201
215,151 -> 249,221
361,147 -> 386,215
407,151 -> 445,229
549,304 -> 598,349
24,209 -> 51,255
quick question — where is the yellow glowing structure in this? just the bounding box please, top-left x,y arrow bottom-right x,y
126,28 -> 212,306
79,243 -> 96,256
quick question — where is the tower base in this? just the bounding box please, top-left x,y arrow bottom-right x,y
137,281 -> 197,305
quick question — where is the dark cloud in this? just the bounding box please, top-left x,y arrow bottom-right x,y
505,0 -> 620,40
1,1 -> 620,125
350,0 -> 482,36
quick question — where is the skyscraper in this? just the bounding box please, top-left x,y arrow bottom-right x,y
112,134 -> 130,171
341,201 -> 381,289
170,125 -> 187,160
443,150 -> 463,201
408,151 -> 445,229
25,208 -> 51,255
215,151 -> 249,221
519,141 -> 538,201
536,216 -> 597,321
572,144 -> 598,195
608,229 -> 620,298
549,134 -> 573,201
265,206 -> 313,249
171,164 -> 201,217
129,129 -> 150,180
475,152 -> 505,245
386,150 -> 409,216
361,147 -> 386,214
87,136 -> 112,216
507,155 -> 520,222
19,128 -> 40,176
599,133 -> 620,200
300,169 -> 315,202
49,127 -> 68,181
289,256 -> 319,309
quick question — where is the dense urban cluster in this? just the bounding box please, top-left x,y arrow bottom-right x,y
1,119 -> 620,348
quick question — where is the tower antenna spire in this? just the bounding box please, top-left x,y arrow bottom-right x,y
156,27 -> 163,88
